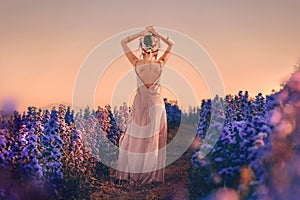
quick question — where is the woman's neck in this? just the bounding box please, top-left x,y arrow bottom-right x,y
144,55 -> 155,62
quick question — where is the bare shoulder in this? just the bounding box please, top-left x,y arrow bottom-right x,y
134,59 -> 144,67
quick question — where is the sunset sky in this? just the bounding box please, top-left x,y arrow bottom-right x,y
1,0 -> 300,112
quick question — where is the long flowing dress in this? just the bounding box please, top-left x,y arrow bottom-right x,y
116,63 -> 167,184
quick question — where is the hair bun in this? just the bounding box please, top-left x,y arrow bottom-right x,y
140,34 -> 160,53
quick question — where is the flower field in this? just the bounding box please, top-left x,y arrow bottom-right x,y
1,71 -> 300,199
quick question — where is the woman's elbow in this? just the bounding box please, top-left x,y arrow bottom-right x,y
121,38 -> 128,45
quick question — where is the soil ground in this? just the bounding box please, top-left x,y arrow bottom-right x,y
90,124 -> 197,200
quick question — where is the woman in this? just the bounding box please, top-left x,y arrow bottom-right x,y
115,26 -> 174,185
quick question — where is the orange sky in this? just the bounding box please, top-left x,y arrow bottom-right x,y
1,1 -> 300,112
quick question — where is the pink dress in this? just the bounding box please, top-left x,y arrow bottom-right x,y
116,63 -> 167,184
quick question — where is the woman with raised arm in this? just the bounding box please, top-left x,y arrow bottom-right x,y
115,26 -> 174,186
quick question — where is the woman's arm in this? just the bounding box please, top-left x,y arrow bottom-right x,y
121,30 -> 148,66
146,26 -> 174,65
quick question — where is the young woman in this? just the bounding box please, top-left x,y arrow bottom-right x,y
115,26 -> 174,185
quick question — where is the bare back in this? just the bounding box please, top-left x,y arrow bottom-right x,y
135,60 -> 162,89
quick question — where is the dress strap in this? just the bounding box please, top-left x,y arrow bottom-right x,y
158,60 -> 163,69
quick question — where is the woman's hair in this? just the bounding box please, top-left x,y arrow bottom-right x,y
139,34 -> 160,59
143,35 -> 154,48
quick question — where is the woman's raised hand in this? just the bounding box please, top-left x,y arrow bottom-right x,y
140,29 -> 149,36
145,26 -> 156,34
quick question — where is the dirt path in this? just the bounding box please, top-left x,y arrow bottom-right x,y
90,126 -> 196,200
90,152 -> 191,200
